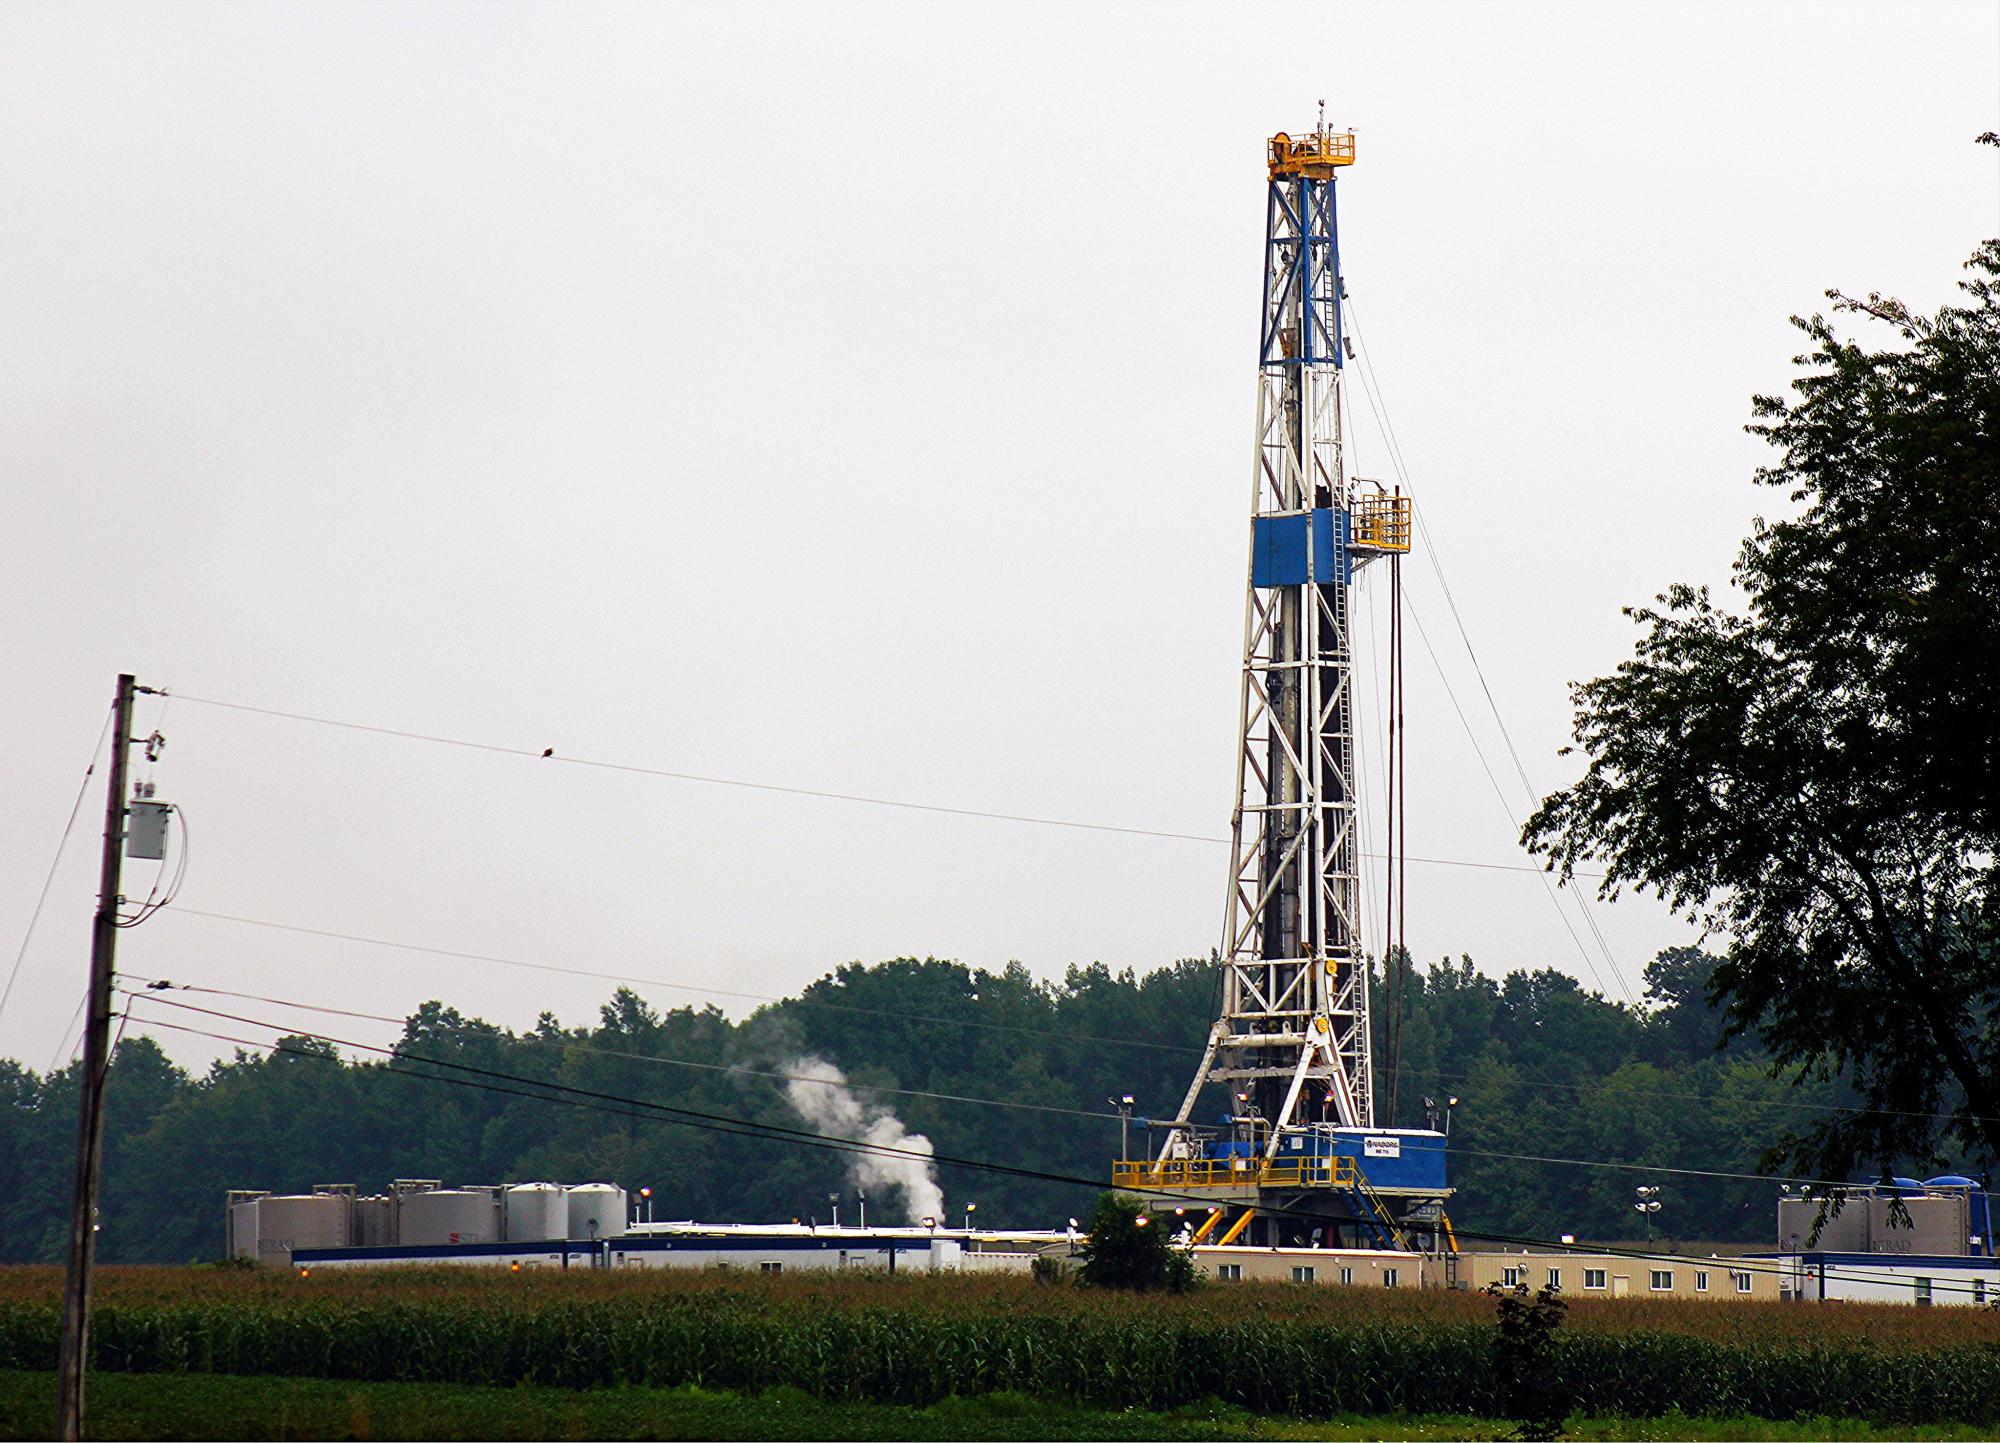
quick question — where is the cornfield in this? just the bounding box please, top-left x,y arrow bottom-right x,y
1,1268 -> 1995,1424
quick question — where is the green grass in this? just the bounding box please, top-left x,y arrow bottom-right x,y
0,1372 -> 1994,1442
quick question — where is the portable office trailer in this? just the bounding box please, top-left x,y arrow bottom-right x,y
1453,1250 -> 1782,1302
1757,1251 -> 2000,1306
1195,1245 -> 1423,1288
605,1232 -> 960,1272
295,1240 -> 597,1272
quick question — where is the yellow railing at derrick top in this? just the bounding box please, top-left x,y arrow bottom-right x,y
1112,1156 -> 1357,1191
1351,494 -> 1413,553
1269,130 -> 1356,179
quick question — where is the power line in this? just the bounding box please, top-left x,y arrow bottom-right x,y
130,994 -> 1128,1196
48,989 -> 89,1075
128,957 -> 1986,1134
1400,594 -> 1632,1005
1,707 -> 114,1027
128,1006 -> 2000,1300
1345,309 -> 1636,1006
162,692 -> 1591,880
155,906 -> 1207,1058
132,979 -> 1123,1123
1394,1060 -> 1989,1130
1349,304 -> 1630,996
132,990 -> 1857,1193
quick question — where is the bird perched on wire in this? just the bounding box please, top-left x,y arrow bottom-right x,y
541,748 -> 554,758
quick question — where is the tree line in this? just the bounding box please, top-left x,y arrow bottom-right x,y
0,944 -> 1932,1264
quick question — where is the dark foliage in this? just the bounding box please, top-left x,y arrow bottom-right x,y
1075,1191 -> 1195,1293
1526,234 -> 2000,1184
1488,1281 -> 1571,1440
0,942 -> 1952,1263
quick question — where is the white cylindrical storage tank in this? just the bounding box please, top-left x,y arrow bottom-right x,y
254,1194 -> 349,1266
504,1183 -> 567,1242
228,1200 -> 263,1262
566,1183 -> 628,1241
399,1188 -> 502,1247
355,1195 -> 394,1247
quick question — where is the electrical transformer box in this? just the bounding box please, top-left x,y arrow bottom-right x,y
127,802 -> 171,861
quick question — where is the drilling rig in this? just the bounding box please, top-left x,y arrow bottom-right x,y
1114,121 -> 1454,1253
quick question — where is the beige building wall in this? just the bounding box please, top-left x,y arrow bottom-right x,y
1453,1251 -> 1784,1302
1193,1246 -> 1422,1287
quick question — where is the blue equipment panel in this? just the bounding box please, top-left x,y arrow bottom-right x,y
1251,509 -> 1350,587
1271,1128 -> 1447,1191
1337,1129 -> 1447,1191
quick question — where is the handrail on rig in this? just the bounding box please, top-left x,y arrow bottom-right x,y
1351,494 -> 1412,552
1112,1156 -> 1357,1191
1269,130 -> 1357,179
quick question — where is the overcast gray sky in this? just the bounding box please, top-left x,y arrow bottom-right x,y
4,0 -> 1996,1074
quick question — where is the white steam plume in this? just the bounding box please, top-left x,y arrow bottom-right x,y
781,1056 -> 946,1224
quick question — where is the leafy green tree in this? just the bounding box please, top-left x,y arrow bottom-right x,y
1487,1281 -> 1571,1441
1641,948 -> 1733,1063
1526,232 -> 2000,1181
1075,1190 -> 1194,1292
0,943 -> 1892,1260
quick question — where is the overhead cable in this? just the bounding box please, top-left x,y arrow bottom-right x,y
136,979 -> 1123,1122
146,910 -> 1980,1133
127,1007 -> 1999,1300
0,706 -> 113,1026
156,906 -> 1207,1057
131,990 -> 1861,1192
163,692 -> 1590,880
1345,309 -> 1636,1005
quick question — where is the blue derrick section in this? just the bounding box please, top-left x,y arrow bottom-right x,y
1252,508 -> 1351,587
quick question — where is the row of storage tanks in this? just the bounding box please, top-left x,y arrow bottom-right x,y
228,1181 -> 629,1266
1776,1177 -> 1992,1256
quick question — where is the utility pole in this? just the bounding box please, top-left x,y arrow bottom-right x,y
57,674 -> 137,1442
